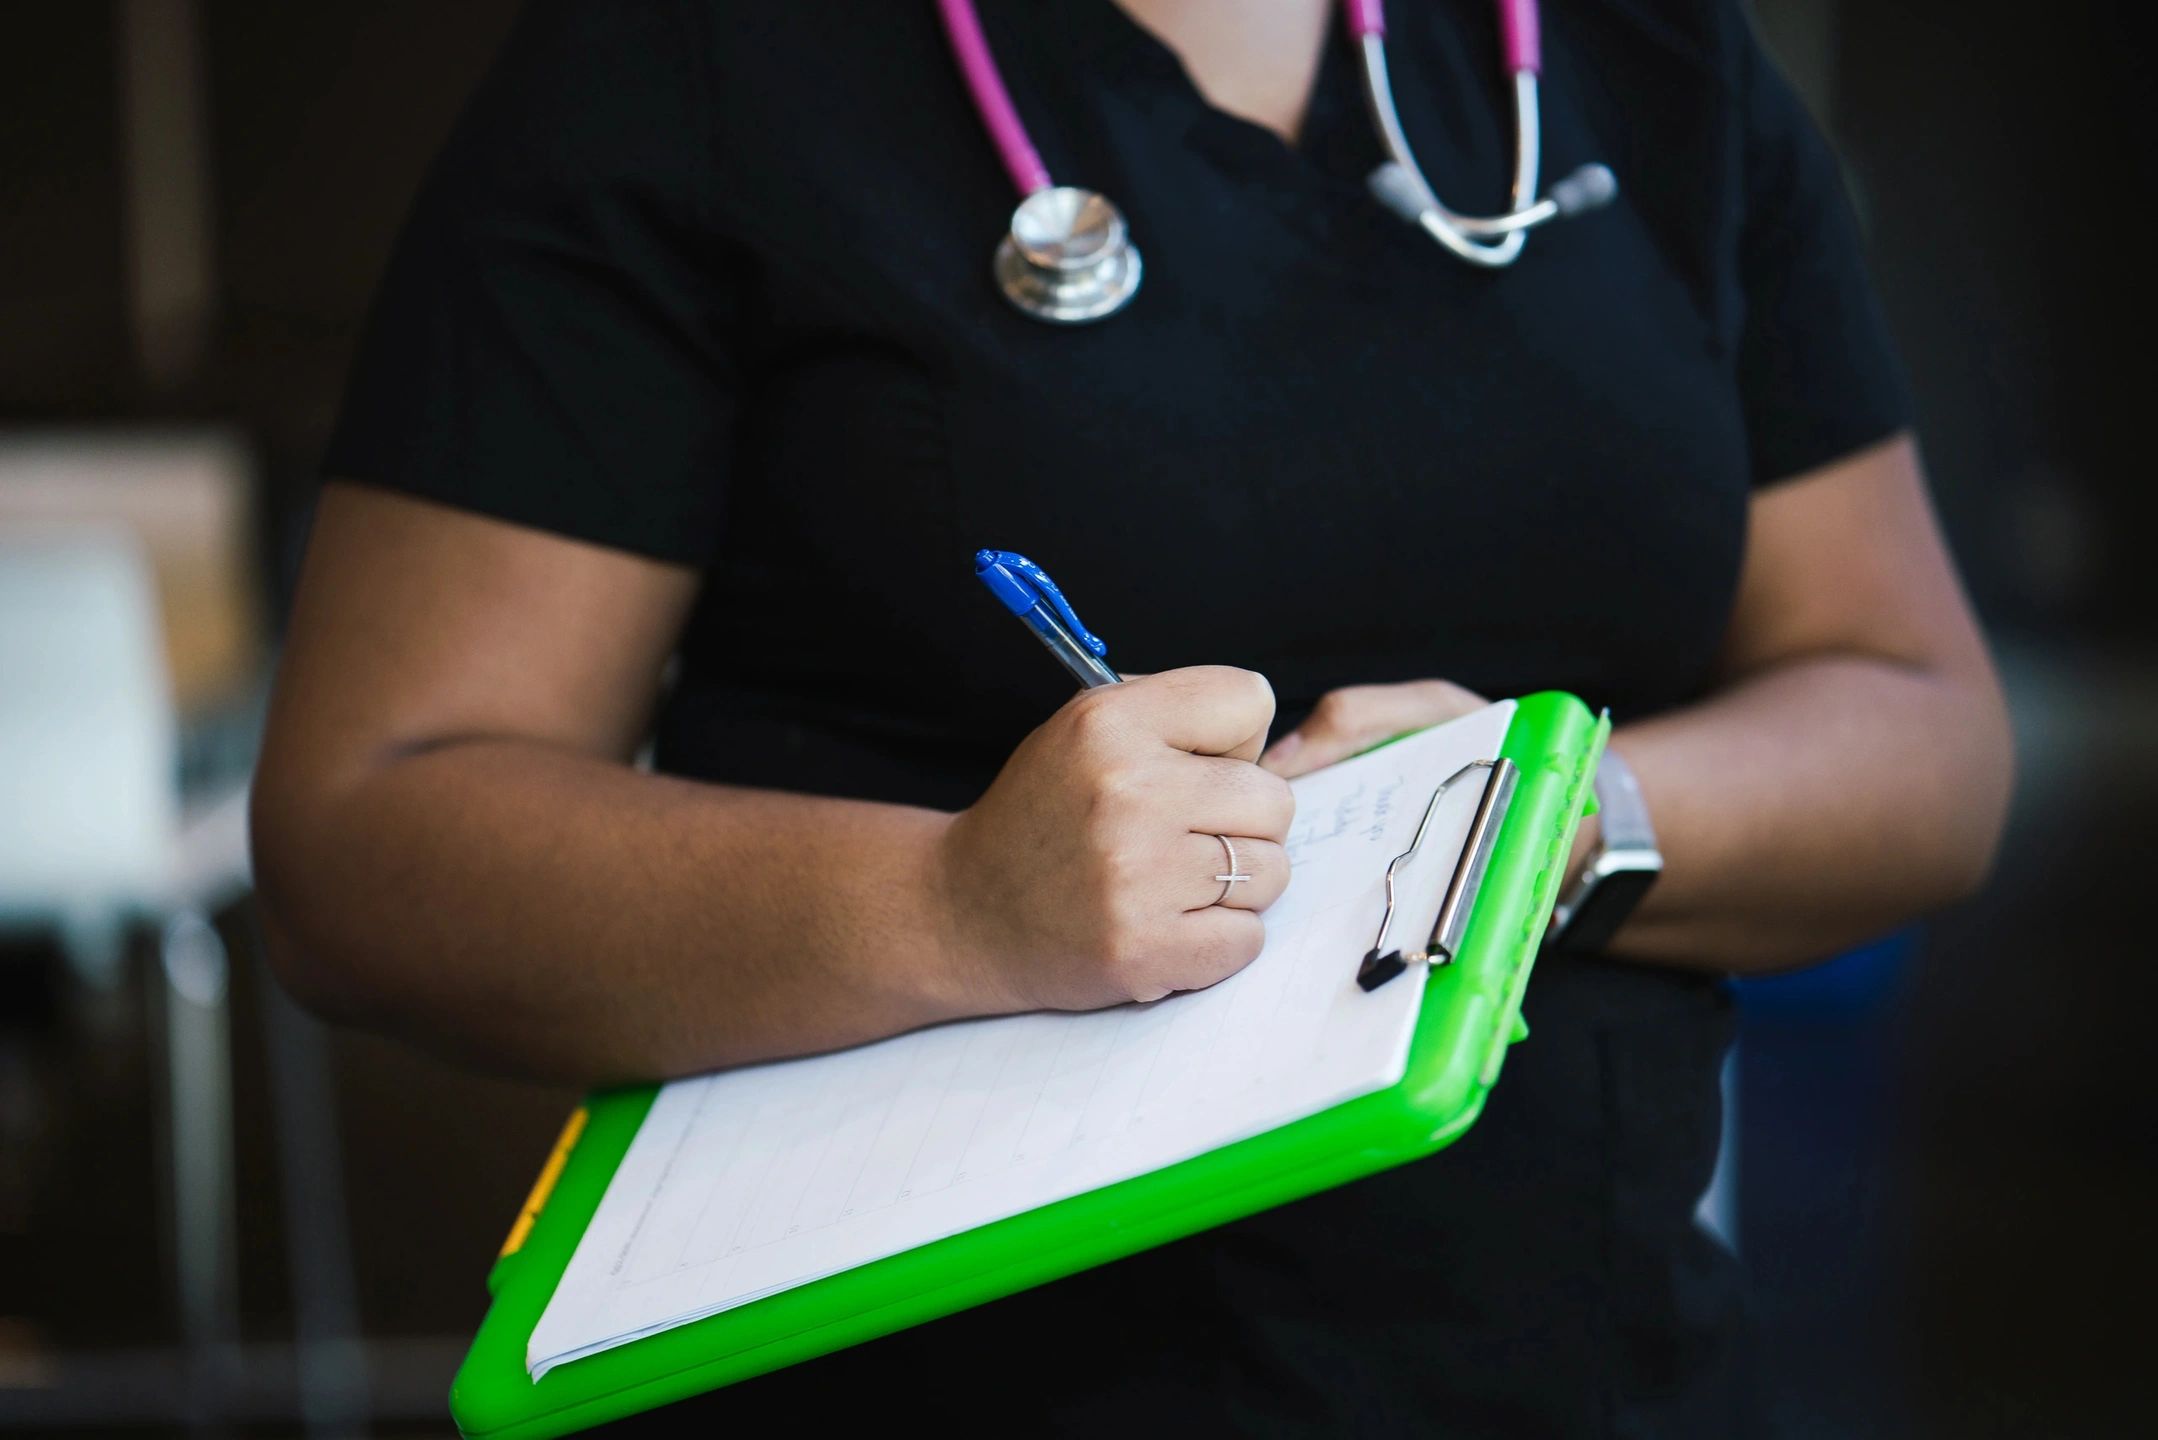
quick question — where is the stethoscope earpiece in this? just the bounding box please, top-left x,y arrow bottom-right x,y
994,187 -> 1144,324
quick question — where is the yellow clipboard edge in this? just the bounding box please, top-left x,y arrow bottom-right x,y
490,1107 -> 589,1290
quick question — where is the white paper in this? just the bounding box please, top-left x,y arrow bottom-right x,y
526,701 -> 1516,1377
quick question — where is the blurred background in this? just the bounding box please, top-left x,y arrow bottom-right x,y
0,1 -> 2147,1435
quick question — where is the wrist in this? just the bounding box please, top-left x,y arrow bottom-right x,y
1548,743 -> 1663,952
919,809 -> 1029,1019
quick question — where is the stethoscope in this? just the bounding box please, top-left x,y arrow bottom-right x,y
934,0 -> 1619,324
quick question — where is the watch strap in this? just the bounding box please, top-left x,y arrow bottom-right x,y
1550,747 -> 1662,951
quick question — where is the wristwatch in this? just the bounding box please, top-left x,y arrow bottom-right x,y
1549,747 -> 1663,952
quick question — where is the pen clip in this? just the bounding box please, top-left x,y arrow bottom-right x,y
974,549 -> 1109,658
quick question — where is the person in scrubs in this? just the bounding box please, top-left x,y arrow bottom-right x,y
253,2 -> 2012,1432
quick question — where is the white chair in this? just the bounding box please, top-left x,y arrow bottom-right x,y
0,534 -> 183,971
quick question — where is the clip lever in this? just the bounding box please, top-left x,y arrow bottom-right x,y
1358,758 -> 1519,991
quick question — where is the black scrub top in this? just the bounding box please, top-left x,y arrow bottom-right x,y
327,2 -> 1908,1434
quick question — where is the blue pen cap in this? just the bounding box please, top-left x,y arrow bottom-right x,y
974,549 -> 1037,617
973,549 -> 1109,658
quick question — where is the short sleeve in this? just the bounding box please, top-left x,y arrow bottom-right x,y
1731,17 -> 1912,487
323,0 -> 737,565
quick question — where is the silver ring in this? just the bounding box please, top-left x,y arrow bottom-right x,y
1212,834 -> 1253,907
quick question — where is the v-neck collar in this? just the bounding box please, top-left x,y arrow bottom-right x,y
996,0 -> 1436,283
1047,0 -> 1373,177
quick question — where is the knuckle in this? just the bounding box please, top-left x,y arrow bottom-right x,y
1088,762 -> 1149,818
1239,771 -> 1295,838
1309,689 -> 1353,730
1101,926 -> 1160,992
1204,915 -> 1265,977
1098,841 -> 1151,894
1065,690 -> 1122,746
1418,678 -> 1476,712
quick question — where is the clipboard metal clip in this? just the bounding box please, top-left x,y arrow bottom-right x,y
1358,757 -> 1520,992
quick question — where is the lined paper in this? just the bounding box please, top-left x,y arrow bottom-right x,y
527,701 -> 1516,1377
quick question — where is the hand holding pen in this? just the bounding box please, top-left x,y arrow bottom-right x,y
940,551 -> 1294,1007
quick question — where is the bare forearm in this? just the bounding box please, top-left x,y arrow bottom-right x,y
1606,652 -> 2012,971
255,495 -> 1291,1087
254,742 -> 981,1085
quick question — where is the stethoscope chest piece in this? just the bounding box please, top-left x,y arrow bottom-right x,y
994,186 -> 1143,324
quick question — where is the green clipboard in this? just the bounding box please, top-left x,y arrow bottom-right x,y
452,692 -> 1606,1438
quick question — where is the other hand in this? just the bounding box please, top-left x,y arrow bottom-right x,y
1259,679 -> 1489,779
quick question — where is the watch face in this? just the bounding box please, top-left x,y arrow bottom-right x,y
1554,866 -> 1659,953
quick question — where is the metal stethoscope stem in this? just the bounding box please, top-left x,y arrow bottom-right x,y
935,0 -> 1620,323
1362,60 -> 1618,255
1362,42 -> 1555,265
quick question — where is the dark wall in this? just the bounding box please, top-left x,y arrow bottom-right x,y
200,2 -> 521,440
0,0 -> 522,586
0,5 -> 127,417
1835,0 -> 2149,643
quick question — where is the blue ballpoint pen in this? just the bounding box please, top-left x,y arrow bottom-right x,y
974,549 -> 1123,688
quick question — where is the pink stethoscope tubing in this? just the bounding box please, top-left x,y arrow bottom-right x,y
938,0 -> 1545,194
935,0 -> 1055,196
